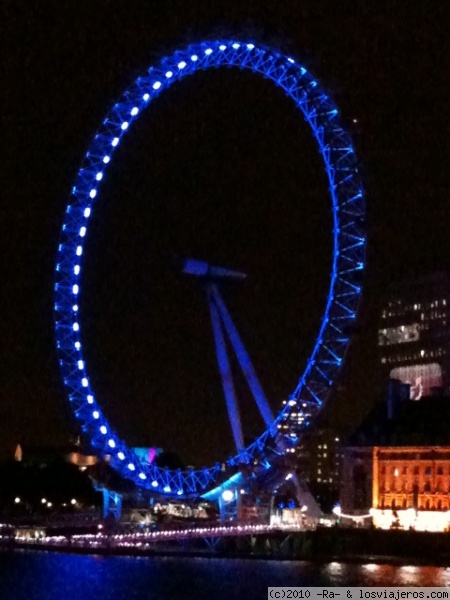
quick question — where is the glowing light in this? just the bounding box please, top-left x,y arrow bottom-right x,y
111,137 -> 119,147
74,265 -> 80,275
73,305 -> 78,312
222,489 -> 234,502
288,58 -> 294,64
103,155 -> 110,163
177,61 -> 186,69
89,189 -> 96,199
232,43 -> 240,49
219,45 -> 226,51
79,227 -> 86,237
138,473 -> 146,480
95,173 -> 102,182
142,93 -> 150,101
100,425 -> 107,434
204,48 -> 213,55
73,323 -> 79,332
81,377 -> 88,387
87,395 -> 94,404
163,485 -> 171,493
151,480 -> 158,488
121,122 -> 129,131
74,341 -> 81,350
117,452 -> 125,460
165,71 -> 173,78
130,107 -> 139,116
152,81 -> 161,90
41,498 -> 47,504
190,55 -> 198,61
77,360 -> 84,370
93,411 -> 99,419
14,497 -> 20,504
177,490 -> 183,495
108,439 -> 116,448
71,499 -> 76,505
128,463 -> 136,471
76,246 -> 82,256
247,43 -> 255,50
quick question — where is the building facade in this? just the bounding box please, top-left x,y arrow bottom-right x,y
340,391 -> 450,531
378,272 -> 450,398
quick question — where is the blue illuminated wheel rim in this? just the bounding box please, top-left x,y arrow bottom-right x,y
54,39 -> 366,498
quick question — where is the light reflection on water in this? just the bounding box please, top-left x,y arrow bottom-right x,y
322,562 -> 450,587
0,550 -> 449,600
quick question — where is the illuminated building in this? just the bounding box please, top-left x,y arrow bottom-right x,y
277,409 -> 343,511
340,385 -> 450,531
14,442 -> 98,470
378,272 -> 450,398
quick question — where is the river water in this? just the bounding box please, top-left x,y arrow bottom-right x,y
0,551 -> 449,600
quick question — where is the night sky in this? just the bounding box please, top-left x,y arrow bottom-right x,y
3,1 -> 449,466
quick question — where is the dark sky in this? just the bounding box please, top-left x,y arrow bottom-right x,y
2,1 -> 449,466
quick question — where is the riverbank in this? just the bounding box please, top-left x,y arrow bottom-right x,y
2,527 -> 450,566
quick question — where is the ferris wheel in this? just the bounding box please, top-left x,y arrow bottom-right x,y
54,38 -> 366,502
